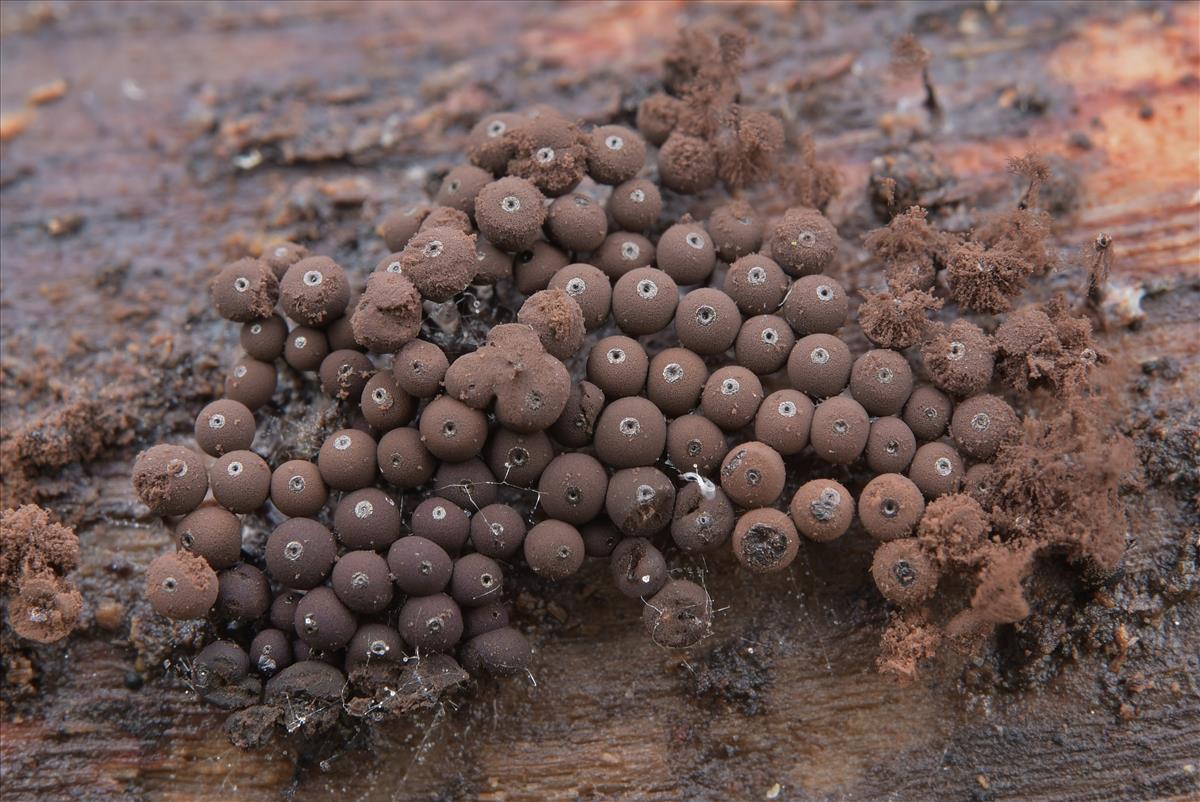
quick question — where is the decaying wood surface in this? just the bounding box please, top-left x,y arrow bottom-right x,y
1,2 -> 1197,801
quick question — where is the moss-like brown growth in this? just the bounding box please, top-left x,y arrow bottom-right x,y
858,288 -> 942,349
0,505 -> 82,643
995,296 -> 1105,395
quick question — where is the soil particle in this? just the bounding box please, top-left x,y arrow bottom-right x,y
683,639 -> 772,716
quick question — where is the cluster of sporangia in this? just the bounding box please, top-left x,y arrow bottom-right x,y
132,94 -> 1072,707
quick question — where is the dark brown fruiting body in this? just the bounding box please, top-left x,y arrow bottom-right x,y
331,550 -> 394,614
280,256 -> 350,327
594,396 -> 667,469
666,413 -> 728,476
545,193 -> 608,253
475,177 -> 547,253
647,347 -> 708,417
908,442 -> 965,498
485,428 -> 553,487
352,269 -> 422,353
215,563 -> 271,622
523,520 -> 585,581
720,441 -> 786,509
284,327 -> 329,372
324,315 -> 358,353
732,508 -> 800,573
787,334 -> 851,399
849,349 -> 914,417
643,579 -> 711,648
724,254 -> 789,316
295,586 -> 357,651
346,623 -> 405,668
419,396 -> 489,463
262,241 -> 309,280
871,539 -> 939,605
443,323 -> 571,433
513,240 -> 570,295
580,520 -> 621,558
700,366 -> 763,431
461,627 -> 532,677
963,463 -> 993,503
361,372 -> 415,431
333,488 -> 401,550
671,483 -> 735,553
393,339 -> 450,399
318,429 -> 378,491
270,460 -> 327,518
608,178 -> 662,232
768,208 -> 839,277
610,538 -> 667,598
865,416 -> 917,475
753,390 -> 814,456
606,467 -> 676,539
146,550 -> 218,619
636,93 -> 681,145
450,553 -> 504,608
419,206 -> 473,235
469,504 -> 527,559
612,267 -> 679,336
586,336 -> 648,399
265,660 -> 346,702
518,287 -> 586,360
594,231 -> 655,279
505,112 -> 588,197
387,536 -> 453,596
549,263 -> 611,330
411,497 -> 471,555
265,518 -> 337,590
377,427 -> 436,489
210,450 -> 270,514
269,591 -> 302,635
250,629 -> 293,676
586,124 -> 646,185
211,258 -> 279,323
538,453 -> 608,525
921,320 -> 995,397
225,355 -> 277,411
436,164 -> 492,219
810,396 -> 870,465
462,602 -> 510,641
432,458 -> 500,509
240,314 -> 288,361
473,238 -> 513,284
658,132 -> 717,194
790,479 -> 854,542
549,380 -> 605,448
399,227 -> 477,302
193,640 -> 250,693
398,594 -> 463,652
467,112 -> 523,174
949,394 -> 1018,461
676,288 -> 742,356
734,315 -> 795,375
782,275 -> 848,336
656,219 -> 716,285
132,444 -> 208,517
708,200 -> 765,263
319,350 -> 374,401
379,205 -> 431,251
858,473 -> 926,541
595,396 -> 672,470
903,385 -> 953,441
176,505 -> 242,570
